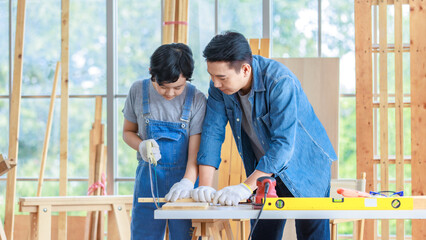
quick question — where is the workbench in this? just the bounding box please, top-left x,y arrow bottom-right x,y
155,204 -> 426,220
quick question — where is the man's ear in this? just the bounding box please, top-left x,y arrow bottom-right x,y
241,63 -> 251,77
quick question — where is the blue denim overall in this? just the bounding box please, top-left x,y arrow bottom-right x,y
131,79 -> 195,240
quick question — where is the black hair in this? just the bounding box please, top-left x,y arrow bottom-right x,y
202,31 -> 253,72
149,43 -> 194,85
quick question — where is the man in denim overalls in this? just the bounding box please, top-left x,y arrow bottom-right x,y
192,32 -> 337,239
122,43 -> 206,240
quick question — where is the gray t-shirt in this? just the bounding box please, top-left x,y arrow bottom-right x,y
122,79 -> 207,140
237,91 -> 265,161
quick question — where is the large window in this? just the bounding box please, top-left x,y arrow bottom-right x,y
1,1 -> 358,228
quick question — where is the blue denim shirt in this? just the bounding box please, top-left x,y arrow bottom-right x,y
197,55 -> 338,197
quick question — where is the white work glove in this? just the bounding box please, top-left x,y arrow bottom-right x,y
138,139 -> 161,164
191,186 -> 216,203
165,178 -> 194,202
213,183 -> 252,206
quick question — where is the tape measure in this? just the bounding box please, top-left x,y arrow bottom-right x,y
262,197 -> 413,210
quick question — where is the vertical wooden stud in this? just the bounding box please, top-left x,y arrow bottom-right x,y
163,0 -> 175,44
5,0 -> 26,239
410,0 -> 426,238
394,0 -> 404,239
378,0 -> 389,238
355,0 -> 374,239
59,0 -> 70,238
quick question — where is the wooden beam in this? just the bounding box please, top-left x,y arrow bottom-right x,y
59,0 -> 70,238
5,0 -> 26,239
410,0 -> 426,238
355,0 -> 374,239
37,61 -> 60,197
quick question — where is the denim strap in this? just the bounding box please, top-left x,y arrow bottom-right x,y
180,84 -> 195,122
142,79 -> 150,115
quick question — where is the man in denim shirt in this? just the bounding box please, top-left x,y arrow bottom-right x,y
191,31 -> 337,239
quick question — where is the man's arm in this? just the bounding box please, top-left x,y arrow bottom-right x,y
198,164 -> 216,186
244,170 -> 273,190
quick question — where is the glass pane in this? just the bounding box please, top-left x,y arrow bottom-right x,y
188,0 -> 215,94
322,0 -> 355,94
0,0 -> 8,95
0,99 -> 8,154
68,98 -> 106,178
339,97 -> 356,179
16,98 -> 105,181
69,0 -> 107,95
20,0 -> 61,95
117,97 -> 138,177
117,0 -> 161,94
0,181 -> 5,219
117,181 -> 135,195
218,0 -> 262,39
272,0 -> 318,58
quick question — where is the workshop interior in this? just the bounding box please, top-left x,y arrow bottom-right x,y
0,0 -> 425,239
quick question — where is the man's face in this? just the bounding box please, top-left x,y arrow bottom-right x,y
152,74 -> 187,100
207,61 -> 251,95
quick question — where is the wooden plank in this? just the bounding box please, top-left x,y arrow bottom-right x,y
163,0 -> 175,44
37,61 -> 60,197
59,0 -> 70,238
274,58 -> 339,178
379,1 -> 390,238
161,202 -> 209,210
371,0 -> 409,5
20,195 -> 132,206
259,38 -> 270,58
410,0 -> 426,238
38,205 -> 52,240
394,0 -> 404,239
14,215 -> 87,240
218,124 -> 232,190
139,197 -> 193,203
5,0 -> 26,238
112,203 -> 131,240
229,138 -> 241,186
249,39 -> 260,55
355,0 -> 374,239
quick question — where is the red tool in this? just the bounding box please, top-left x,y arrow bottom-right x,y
254,177 -> 278,208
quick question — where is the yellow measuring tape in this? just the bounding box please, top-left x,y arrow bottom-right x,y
262,197 -> 413,210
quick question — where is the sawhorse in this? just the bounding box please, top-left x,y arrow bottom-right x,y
19,195 -> 132,240
191,219 -> 234,240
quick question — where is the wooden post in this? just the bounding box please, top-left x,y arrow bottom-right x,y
394,0 -> 404,238
59,0 -> 70,238
163,0 -> 175,44
355,0 -> 374,239
175,0 -> 188,44
378,1 -> 390,239
410,0 -> 426,238
5,0 -> 26,239
37,61 -> 60,197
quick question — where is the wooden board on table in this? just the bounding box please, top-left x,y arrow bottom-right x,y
162,202 -> 209,210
